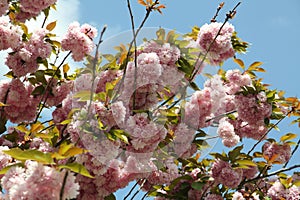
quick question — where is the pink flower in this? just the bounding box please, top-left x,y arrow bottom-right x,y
0,1 -> 8,16
139,41 -> 181,65
61,22 -> 97,61
184,88 -> 212,129
263,142 -> 291,164
211,159 -> 243,188
0,17 -> 22,50
172,123 -> 196,157
234,93 -> 272,125
0,146 -> 12,171
20,0 -> 57,14
1,79 -> 40,123
5,28 -> 52,77
125,113 -> 167,152
197,22 -> 235,65
1,161 -> 79,199
217,117 -> 240,147
232,191 -> 245,200
287,185 -> 300,200
267,181 -> 286,200
242,165 -> 258,179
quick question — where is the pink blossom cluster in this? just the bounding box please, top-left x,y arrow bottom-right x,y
1,161 -> 79,200
76,157 -> 147,199
0,1 -> 8,16
120,52 -> 162,110
262,142 -> 291,164
139,41 -> 185,96
96,69 -> 122,93
140,41 -> 181,65
118,41 -> 183,111
5,28 -> 52,77
217,117 -> 240,147
211,159 -> 243,188
0,17 -> 22,51
203,70 -> 272,142
172,123 -> 197,157
125,113 -> 167,152
234,92 -> 272,125
143,158 -> 179,189
42,79 -> 72,107
184,88 -> 212,129
197,22 -> 235,66
0,146 -> 11,172
225,69 -> 252,95
52,94 -> 72,130
61,22 -> 98,61
0,79 -> 40,123
16,0 -> 57,22
267,181 -> 300,200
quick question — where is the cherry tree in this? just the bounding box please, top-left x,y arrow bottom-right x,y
0,0 -> 299,199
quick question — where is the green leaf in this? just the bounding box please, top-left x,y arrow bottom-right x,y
156,28 -> 166,42
236,159 -> 257,167
190,82 -> 200,91
58,163 -> 94,178
280,133 -> 297,142
31,85 -> 45,96
191,182 -> 205,191
228,145 -> 243,161
177,57 -> 194,76
73,90 -> 92,102
104,194 -> 116,200
35,70 -> 47,85
3,148 -> 55,164
0,163 -> 24,175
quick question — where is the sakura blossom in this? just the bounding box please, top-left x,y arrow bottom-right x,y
184,88 -> 213,129
197,22 -> 235,65
211,159 -> 243,188
0,0 -> 8,16
1,161 -> 79,200
0,17 -> 22,51
5,28 -> 52,77
61,22 -> 97,61
262,142 -> 291,164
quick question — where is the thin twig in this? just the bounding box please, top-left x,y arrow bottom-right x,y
41,15 -> 48,28
127,0 -> 139,111
130,179 -> 147,200
34,51 -> 72,123
112,0 -> 160,103
86,25 -> 107,118
123,181 -> 140,200
243,164 -> 300,184
59,171 -> 69,200
211,2 -> 225,22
